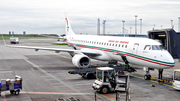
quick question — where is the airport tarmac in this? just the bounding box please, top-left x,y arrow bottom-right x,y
0,39 -> 180,101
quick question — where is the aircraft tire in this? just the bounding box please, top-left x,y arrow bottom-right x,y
144,74 -> 151,80
147,75 -> 151,80
144,75 -> 149,80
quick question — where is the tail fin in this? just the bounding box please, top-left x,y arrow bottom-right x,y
65,16 -> 75,36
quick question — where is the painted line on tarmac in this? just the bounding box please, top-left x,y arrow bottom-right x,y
24,59 -> 79,93
130,74 -> 172,88
102,94 -> 116,101
157,86 -> 168,88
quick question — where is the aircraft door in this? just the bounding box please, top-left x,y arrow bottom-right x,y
132,43 -> 139,55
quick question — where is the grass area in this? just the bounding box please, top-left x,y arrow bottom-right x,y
52,43 -> 68,45
0,34 -> 49,40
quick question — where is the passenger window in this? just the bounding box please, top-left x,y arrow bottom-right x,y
125,45 -> 127,48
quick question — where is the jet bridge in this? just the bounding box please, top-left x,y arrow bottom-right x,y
148,29 -> 180,58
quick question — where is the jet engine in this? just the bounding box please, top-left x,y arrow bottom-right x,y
72,54 -> 91,68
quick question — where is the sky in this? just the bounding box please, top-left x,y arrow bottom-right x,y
0,0 -> 180,35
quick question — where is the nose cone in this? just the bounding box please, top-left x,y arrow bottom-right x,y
163,51 -> 175,68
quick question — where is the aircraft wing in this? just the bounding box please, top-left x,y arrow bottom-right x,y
6,45 -> 101,56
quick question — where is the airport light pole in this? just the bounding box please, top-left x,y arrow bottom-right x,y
171,20 -> 174,29
130,27 -> 132,34
153,24 -> 155,30
103,20 -> 106,35
140,19 -> 142,34
161,25 -> 163,29
97,18 -> 100,35
135,15 -> 138,35
122,20 -> 125,34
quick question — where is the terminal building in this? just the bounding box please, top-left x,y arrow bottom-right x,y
148,29 -> 180,59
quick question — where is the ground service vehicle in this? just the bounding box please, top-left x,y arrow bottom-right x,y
92,67 -> 127,94
0,75 -> 22,95
10,37 -> 19,44
173,69 -> 180,90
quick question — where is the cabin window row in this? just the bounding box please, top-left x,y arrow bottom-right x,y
71,39 -> 128,48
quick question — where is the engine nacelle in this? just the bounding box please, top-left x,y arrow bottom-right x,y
72,54 -> 91,68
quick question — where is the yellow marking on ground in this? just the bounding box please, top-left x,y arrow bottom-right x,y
130,74 -> 172,87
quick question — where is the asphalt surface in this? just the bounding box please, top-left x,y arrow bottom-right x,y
0,39 -> 180,101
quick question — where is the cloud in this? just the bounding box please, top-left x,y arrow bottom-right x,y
0,0 -> 180,34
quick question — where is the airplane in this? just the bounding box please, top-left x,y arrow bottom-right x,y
3,16 -> 175,80
41,34 -> 67,42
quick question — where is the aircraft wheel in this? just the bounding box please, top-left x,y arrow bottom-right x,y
144,75 -> 151,80
144,75 -> 148,80
101,86 -> 108,94
147,75 -> 151,80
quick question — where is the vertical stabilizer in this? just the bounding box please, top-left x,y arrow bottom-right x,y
65,16 -> 75,36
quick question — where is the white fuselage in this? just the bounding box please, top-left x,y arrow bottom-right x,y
67,35 -> 175,69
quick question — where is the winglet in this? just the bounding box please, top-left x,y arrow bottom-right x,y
1,34 -> 7,46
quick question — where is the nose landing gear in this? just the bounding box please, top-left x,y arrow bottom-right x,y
143,67 -> 152,80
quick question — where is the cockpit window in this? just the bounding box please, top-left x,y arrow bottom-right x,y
152,45 -> 166,50
152,45 -> 161,50
159,45 -> 166,50
144,45 -> 151,50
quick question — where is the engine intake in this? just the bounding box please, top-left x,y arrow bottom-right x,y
72,54 -> 91,68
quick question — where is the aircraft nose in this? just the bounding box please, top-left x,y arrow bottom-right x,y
163,51 -> 175,67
